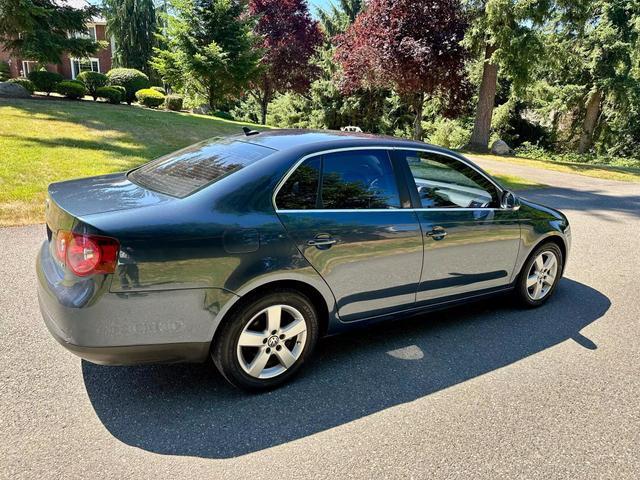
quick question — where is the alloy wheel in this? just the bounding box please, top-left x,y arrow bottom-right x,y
526,250 -> 559,301
236,304 -> 308,379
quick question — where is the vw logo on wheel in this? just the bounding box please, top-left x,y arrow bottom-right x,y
267,336 -> 279,348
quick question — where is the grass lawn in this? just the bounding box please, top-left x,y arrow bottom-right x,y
463,151 -> 640,183
1,97 -> 538,226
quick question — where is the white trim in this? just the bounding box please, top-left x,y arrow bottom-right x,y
21,60 -> 37,75
272,146 -> 505,212
70,57 -> 101,79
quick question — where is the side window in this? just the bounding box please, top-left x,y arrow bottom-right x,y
401,151 -> 498,208
276,157 -> 320,210
321,150 -> 401,209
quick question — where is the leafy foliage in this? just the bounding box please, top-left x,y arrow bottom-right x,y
335,0 -> 469,139
317,0 -> 363,37
0,0 -> 101,64
151,0 -> 261,109
106,68 -> 150,104
95,86 -> 123,104
77,71 -> 108,100
7,77 -> 35,94
247,0 -> 323,124
27,70 -> 63,95
135,88 -> 165,108
103,0 -> 157,74
56,80 -> 87,99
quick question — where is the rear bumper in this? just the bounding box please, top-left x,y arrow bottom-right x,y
36,241 -> 235,365
40,299 -> 209,365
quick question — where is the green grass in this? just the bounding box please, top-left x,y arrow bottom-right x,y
0,97 -> 543,226
462,151 -> 640,183
0,97 -> 268,226
488,172 -> 545,191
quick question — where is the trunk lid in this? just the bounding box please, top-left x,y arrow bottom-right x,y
47,172 -> 173,218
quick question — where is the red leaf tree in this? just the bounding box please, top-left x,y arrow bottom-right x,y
335,0 -> 469,139
248,0 -> 324,124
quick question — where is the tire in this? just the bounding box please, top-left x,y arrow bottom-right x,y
515,241 -> 564,308
211,289 -> 319,391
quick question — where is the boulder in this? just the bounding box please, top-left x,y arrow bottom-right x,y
0,82 -> 31,98
191,104 -> 212,115
490,139 -> 514,156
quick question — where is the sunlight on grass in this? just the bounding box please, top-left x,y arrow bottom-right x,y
0,98 -> 268,226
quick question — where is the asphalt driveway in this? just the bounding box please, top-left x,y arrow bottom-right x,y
1,159 -> 639,479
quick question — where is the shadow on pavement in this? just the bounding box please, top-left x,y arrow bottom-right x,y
83,278 -> 608,459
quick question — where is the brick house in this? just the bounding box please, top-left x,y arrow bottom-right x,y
0,0 -> 113,80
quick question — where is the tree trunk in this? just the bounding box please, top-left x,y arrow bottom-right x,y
260,94 -> 268,125
578,89 -> 602,154
468,44 -> 498,152
412,92 -> 424,141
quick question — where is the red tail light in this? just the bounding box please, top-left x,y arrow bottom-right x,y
54,230 -> 120,276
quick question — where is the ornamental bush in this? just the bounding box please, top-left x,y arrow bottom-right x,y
7,77 -> 35,94
96,86 -> 123,104
77,71 -> 108,100
135,88 -> 165,108
27,70 -> 63,95
151,86 -> 165,94
106,68 -> 150,104
165,94 -> 183,111
56,80 -> 87,99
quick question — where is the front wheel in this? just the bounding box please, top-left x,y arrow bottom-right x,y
515,242 -> 563,307
211,290 -> 319,391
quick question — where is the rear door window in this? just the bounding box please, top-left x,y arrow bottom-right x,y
129,137 -> 274,198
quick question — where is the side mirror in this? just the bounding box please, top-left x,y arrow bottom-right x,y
501,190 -> 520,210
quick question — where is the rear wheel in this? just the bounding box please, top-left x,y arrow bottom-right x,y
515,242 -> 563,307
211,290 -> 319,391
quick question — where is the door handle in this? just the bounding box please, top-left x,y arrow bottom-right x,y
307,236 -> 337,248
426,227 -> 447,240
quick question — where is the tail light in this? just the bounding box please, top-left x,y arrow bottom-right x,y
54,230 -> 120,276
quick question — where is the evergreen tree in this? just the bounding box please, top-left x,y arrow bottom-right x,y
0,0 -> 101,64
103,0 -> 157,74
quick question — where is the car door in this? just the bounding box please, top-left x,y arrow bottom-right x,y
392,149 -> 521,303
275,149 -> 423,321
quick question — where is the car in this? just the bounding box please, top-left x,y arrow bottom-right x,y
37,129 -> 571,391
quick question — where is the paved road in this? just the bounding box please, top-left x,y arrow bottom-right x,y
1,159 -> 639,479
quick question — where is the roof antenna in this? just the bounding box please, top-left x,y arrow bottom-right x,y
242,126 -> 260,136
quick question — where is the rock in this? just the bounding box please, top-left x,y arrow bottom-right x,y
191,104 -> 212,115
0,82 -> 31,98
491,139 -> 514,155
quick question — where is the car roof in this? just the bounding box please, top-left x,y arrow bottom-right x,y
238,128 -> 446,153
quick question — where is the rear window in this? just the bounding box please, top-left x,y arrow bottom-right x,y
128,137 -> 274,198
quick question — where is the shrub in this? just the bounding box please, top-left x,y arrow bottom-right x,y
165,94 -> 183,111
106,68 -> 150,104
213,110 -> 234,120
7,77 -> 35,94
27,70 -> 63,95
0,61 -> 10,81
135,88 -> 165,108
95,86 -> 123,104
425,118 -> 471,149
56,80 -> 87,99
77,71 -> 108,100
110,85 -> 126,98
151,86 -> 165,94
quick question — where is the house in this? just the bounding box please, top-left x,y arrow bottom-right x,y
0,0 -> 113,80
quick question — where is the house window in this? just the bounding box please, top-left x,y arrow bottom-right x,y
21,61 -> 38,76
71,25 -> 97,42
70,58 -> 100,79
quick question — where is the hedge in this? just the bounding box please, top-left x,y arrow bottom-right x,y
56,80 -> 87,99
27,71 -> 63,95
106,68 -> 149,104
77,71 -> 108,100
135,88 -> 165,108
96,86 -> 123,104
165,94 -> 183,111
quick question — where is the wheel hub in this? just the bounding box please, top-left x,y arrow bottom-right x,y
266,335 -> 279,348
